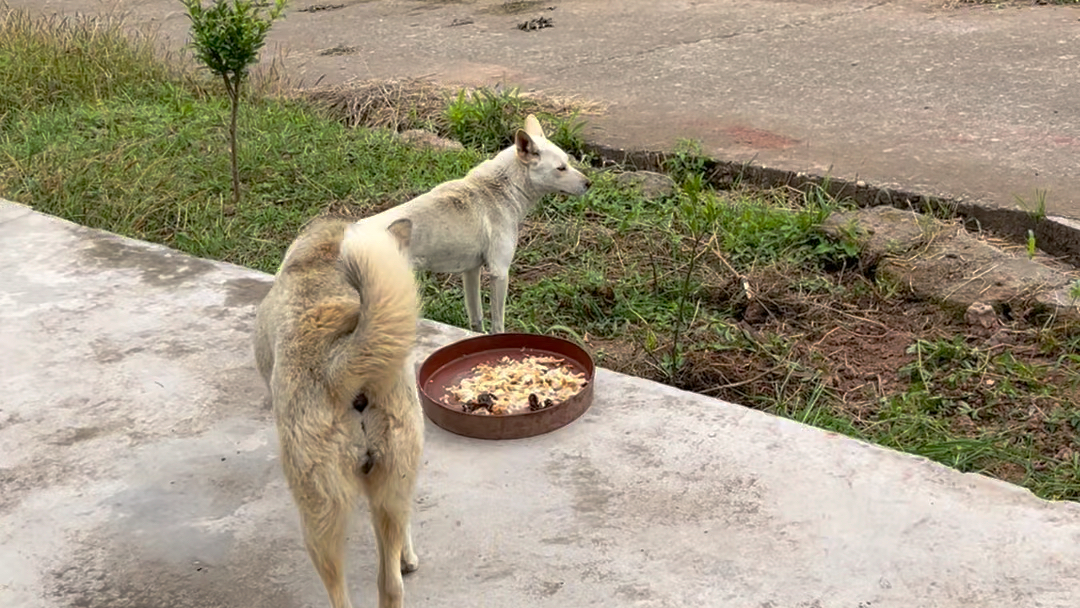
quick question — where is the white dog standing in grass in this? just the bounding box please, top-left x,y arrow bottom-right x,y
359,114 -> 591,333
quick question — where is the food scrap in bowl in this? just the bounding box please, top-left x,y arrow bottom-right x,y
447,354 -> 587,415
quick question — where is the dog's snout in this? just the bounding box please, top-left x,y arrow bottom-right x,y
584,178 -> 592,190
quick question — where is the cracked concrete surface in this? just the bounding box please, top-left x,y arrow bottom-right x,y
4,200 -> 1080,607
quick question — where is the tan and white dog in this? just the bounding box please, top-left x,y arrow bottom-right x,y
254,217 -> 423,608
358,114 -> 591,333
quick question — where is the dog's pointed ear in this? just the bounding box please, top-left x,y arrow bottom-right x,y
387,218 -> 412,252
524,114 -> 545,139
515,129 -> 539,163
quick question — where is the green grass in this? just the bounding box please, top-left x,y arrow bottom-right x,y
3,89 -> 483,271
866,336 -> 1080,500
0,8 -> 177,120
444,85 -> 586,157
3,7 -> 1078,501
1015,188 -> 1049,223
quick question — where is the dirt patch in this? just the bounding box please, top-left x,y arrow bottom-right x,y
613,271 -> 966,410
722,125 -> 800,150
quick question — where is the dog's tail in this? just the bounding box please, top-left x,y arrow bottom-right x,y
327,219 -> 418,399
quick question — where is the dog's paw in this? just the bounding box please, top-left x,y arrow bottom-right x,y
400,553 -> 419,575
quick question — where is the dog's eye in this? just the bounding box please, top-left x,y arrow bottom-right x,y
557,165 -> 567,172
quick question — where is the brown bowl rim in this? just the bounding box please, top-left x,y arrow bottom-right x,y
417,333 -> 596,439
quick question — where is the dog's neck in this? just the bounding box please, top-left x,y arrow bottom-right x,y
470,146 -> 545,220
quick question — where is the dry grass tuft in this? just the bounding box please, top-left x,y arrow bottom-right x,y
296,78 -> 605,133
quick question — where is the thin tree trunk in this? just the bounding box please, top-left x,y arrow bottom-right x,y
224,72 -> 240,206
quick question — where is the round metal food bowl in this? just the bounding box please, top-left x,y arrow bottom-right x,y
417,333 -> 595,440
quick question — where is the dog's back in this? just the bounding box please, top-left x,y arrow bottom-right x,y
354,114 -> 590,334
253,217 -> 422,608
255,217 -> 417,433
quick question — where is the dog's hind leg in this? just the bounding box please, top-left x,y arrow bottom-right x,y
371,504 -> 409,608
298,494 -> 355,608
462,266 -> 484,333
400,522 -> 418,574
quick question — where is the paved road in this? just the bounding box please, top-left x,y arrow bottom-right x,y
17,0 -> 1080,242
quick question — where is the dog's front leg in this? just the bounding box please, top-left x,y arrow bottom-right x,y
462,266 -> 484,333
487,239 -> 517,334
489,271 -> 509,334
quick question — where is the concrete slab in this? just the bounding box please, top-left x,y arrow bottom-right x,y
13,0 -> 1080,231
3,199 -> 1080,607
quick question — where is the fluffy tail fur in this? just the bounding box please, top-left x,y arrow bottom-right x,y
326,220 -> 418,399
